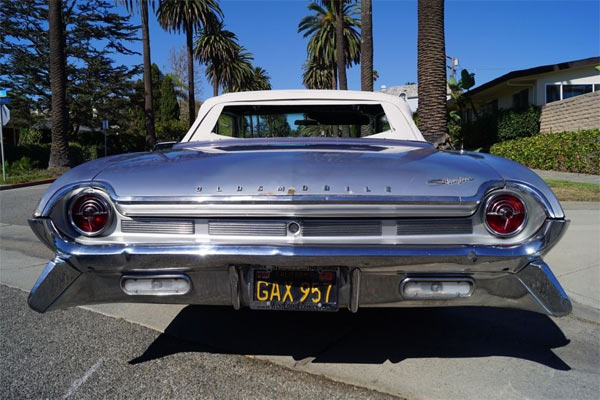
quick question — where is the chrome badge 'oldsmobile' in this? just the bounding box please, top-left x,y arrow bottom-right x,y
28,90 -> 571,316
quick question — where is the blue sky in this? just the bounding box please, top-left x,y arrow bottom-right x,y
113,0 -> 600,100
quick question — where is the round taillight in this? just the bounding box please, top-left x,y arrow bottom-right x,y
69,193 -> 112,236
485,193 -> 526,236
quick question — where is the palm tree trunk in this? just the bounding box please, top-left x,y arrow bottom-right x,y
331,63 -> 337,90
213,69 -> 218,97
186,21 -> 195,128
141,0 -> 156,149
417,0 -> 448,145
48,0 -> 70,169
335,0 -> 347,91
360,0 -> 373,92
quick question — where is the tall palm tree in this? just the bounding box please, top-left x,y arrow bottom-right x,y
215,46 -> 254,93
360,0 -> 373,92
302,58 -> 333,89
48,0 -> 70,169
417,0 -> 448,146
334,0 -> 347,90
194,20 -> 239,96
298,1 -> 360,90
157,0 -> 222,127
248,67 -> 271,91
118,0 -> 156,148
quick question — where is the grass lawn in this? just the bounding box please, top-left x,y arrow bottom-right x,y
544,179 -> 600,202
1,169 -> 59,185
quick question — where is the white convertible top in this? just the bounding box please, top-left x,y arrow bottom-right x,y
182,89 -> 426,142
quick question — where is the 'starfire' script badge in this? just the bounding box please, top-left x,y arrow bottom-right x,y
427,177 -> 474,185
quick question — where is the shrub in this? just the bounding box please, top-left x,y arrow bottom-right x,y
459,106 -> 540,150
496,106 -> 540,142
18,128 -> 43,145
6,156 -> 39,174
490,129 -> 600,174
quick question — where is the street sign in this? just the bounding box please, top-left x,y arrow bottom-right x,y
102,120 -> 109,130
1,105 -> 8,126
0,98 -> 10,104
0,89 -> 6,97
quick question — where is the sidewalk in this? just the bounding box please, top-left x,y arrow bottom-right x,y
533,169 -> 600,185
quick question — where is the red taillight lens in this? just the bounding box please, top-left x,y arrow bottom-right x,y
485,194 -> 526,236
70,193 -> 111,235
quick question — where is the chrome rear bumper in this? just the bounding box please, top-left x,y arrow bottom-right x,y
27,217 -> 572,317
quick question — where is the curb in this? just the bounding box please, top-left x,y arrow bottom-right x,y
0,178 -> 56,191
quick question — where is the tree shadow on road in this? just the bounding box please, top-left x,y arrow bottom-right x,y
129,306 -> 571,370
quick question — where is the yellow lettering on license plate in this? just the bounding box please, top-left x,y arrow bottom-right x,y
255,280 -> 332,303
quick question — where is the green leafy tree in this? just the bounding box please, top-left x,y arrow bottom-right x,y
157,0 -> 223,126
159,74 -> 180,121
1,0 -> 140,160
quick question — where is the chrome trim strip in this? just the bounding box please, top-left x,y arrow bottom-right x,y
30,217 -> 568,273
122,219 -> 195,234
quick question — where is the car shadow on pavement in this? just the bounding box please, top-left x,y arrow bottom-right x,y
129,305 -> 571,370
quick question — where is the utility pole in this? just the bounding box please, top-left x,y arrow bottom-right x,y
446,56 -> 459,79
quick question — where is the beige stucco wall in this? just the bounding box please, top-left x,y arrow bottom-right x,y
539,90 -> 600,133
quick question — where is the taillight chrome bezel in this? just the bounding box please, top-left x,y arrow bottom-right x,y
67,190 -> 114,237
483,191 -> 528,238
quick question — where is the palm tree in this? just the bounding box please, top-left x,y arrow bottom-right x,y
248,67 -> 271,91
360,0 -> 373,92
417,0 -> 448,146
48,0 -> 70,169
118,0 -> 156,148
194,20 -> 239,96
157,0 -> 222,127
302,58 -> 333,89
298,1 -> 360,90
216,46 -> 254,93
334,0 -> 347,90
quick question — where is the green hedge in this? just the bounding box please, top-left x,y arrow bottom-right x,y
496,106 -> 540,142
459,106 -> 540,150
490,129 -> 600,174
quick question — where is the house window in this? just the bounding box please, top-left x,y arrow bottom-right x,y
512,89 -> 529,109
546,85 -> 561,103
563,84 -> 593,99
545,83 -> 598,104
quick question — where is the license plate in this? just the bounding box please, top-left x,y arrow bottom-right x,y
250,267 -> 339,311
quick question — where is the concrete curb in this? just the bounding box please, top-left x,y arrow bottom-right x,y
0,178 -> 55,191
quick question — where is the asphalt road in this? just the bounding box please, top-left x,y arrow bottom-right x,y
2,184 -> 600,399
0,285 -> 393,399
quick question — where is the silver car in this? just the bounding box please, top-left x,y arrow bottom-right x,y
28,90 -> 571,316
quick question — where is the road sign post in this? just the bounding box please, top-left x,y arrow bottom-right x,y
0,106 -> 6,182
0,90 -> 9,182
102,120 -> 108,157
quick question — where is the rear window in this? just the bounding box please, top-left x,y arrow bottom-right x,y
213,104 -> 391,138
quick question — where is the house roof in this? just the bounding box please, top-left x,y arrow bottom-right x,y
468,56 -> 600,97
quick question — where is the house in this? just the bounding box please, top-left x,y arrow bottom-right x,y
379,84 -> 419,112
464,56 -> 600,132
